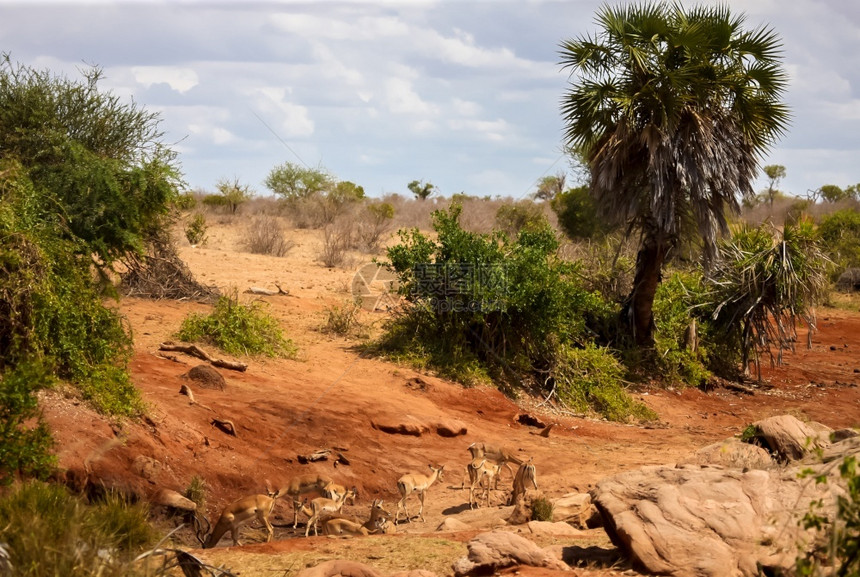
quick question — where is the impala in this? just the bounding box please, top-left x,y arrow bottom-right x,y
203,494 -> 276,548
395,464 -> 444,523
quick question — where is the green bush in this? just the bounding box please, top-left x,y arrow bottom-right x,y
0,482 -> 156,576
176,291 -> 297,358
374,204 -> 646,420
554,343 -> 656,422
494,201 -> 547,237
184,213 -> 208,245
796,455 -> 860,576
531,496 -> 554,521
551,185 -> 608,240
0,362 -> 56,485
652,272 -> 711,387
818,209 -> 860,280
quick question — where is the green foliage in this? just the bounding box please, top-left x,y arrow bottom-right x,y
551,185 -> 607,240
184,475 -> 208,513
265,162 -> 333,201
0,482 -> 156,576
532,172 -> 566,202
706,220 -> 829,379
819,184 -> 850,203
407,179 -> 437,201
652,272 -> 711,387
739,423 -> 760,443
531,496 -> 554,521
173,191 -> 197,210
796,456 -> 860,576
0,56 -> 178,424
375,204 -> 646,420
818,209 -> 860,278
176,291 -> 297,358
213,177 -> 252,214
0,361 -> 56,485
494,201 -> 547,237
554,343 -> 656,422
184,212 -> 208,245
762,164 -> 786,206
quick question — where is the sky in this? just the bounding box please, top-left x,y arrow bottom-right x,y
1,0 -> 859,200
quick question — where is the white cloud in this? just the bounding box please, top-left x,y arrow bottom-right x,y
132,66 -> 199,93
383,77 -> 437,117
253,87 -> 315,138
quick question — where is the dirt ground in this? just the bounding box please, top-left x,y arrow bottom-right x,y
39,218 -> 860,576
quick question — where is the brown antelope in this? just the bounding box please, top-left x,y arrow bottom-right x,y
203,494 -> 276,548
270,473 -> 334,528
466,457 -> 502,509
303,486 -> 357,536
321,499 -> 392,537
509,458 -> 538,505
395,464 -> 444,523
464,442 -> 522,488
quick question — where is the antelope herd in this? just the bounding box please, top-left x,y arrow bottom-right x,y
199,441 -> 537,548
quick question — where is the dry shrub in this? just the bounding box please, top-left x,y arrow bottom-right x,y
243,215 -> 294,257
355,201 -> 395,252
319,218 -> 354,268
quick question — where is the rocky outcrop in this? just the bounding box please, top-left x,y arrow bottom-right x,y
750,414 -> 826,461
451,531 -> 569,575
592,421 -> 859,577
551,493 -> 601,529
677,437 -> 773,470
370,415 -> 430,436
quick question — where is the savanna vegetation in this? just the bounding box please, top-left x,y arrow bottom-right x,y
1,1 -> 859,572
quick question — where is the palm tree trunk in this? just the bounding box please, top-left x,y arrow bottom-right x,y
628,234 -> 669,347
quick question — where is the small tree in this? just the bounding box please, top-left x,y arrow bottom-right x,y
265,162 -> 333,201
407,179 -> 437,201
763,164 -> 786,207
533,172 -> 566,202
819,184 -> 849,203
214,177 -> 252,214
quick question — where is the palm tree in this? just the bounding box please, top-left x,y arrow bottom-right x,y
559,2 -> 789,347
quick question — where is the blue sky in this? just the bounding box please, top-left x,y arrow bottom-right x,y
2,0 -> 858,200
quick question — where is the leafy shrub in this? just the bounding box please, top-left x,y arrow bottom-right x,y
0,482 -> 156,576
374,204 -> 646,419
0,57 -> 177,423
173,191 -> 197,210
818,209 -> 860,281
243,215 -> 293,257
554,343 -> 656,422
176,291 -> 297,358
184,212 -> 208,245
494,201 -> 547,237
531,496 -> 554,521
796,456 -> 860,576
652,272 -> 711,387
0,361 -> 56,485
551,185 -> 608,240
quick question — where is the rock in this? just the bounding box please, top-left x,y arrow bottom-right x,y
183,364 -> 226,390
295,560 -> 382,577
678,438 -> 774,470
389,572 -> 437,577
750,414 -> 827,461
506,489 -> 544,525
451,530 -> 570,576
435,419 -> 467,437
591,436 -> 860,577
131,455 -> 161,481
552,493 -> 601,529
371,415 -> 429,436
526,521 -> 584,536
151,488 -> 196,511
830,428 -> 858,443
437,517 -> 471,532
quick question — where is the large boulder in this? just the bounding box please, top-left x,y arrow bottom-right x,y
451,531 -> 569,576
749,414 -> 828,462
370,415 -> 429,436
592,436 -> 860,577
552,493 -> 601,529
678,438 -> 774,470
